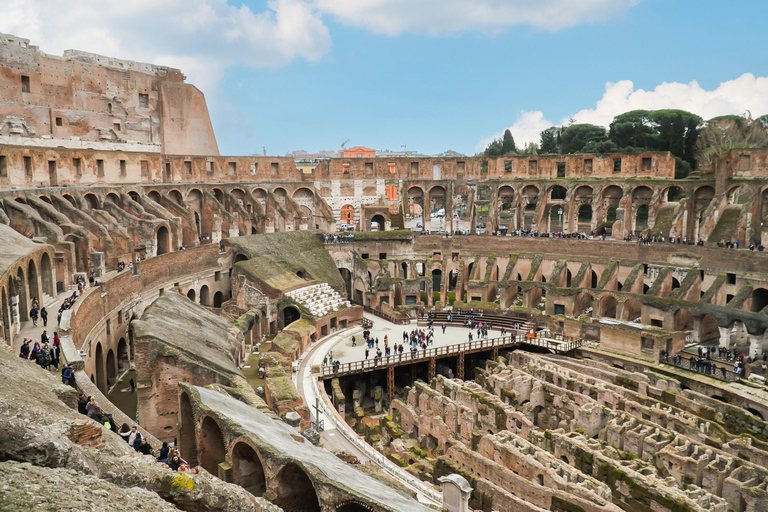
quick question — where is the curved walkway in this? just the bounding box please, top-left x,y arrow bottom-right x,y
294,313 -> 503,507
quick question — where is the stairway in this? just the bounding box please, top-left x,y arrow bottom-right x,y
42,293 -> 57,309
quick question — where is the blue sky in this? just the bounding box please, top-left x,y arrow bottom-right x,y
2,0 -> 767,156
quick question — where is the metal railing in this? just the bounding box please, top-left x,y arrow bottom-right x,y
320,331 -> 582,378
661,356 -> 740,382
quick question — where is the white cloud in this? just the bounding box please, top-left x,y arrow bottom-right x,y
477,110 -> 553,153
0,0 -> 332,87
478,73 -> 768,152
569,74 -> 768,126
312,0 -> 641,35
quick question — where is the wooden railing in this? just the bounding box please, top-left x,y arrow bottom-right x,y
320,331 -> 582,378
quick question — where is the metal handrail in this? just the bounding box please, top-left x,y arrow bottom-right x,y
321,331 -> 582,378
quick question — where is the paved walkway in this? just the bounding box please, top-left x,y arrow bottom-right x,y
321,313 -> 503,365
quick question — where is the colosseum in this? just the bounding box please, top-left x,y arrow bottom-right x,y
1,32 -> 768,512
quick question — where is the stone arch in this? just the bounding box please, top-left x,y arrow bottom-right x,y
38,194 -> 52,205
674,308 -> 694,331
83,193 -> 99,209
407,186 -> 424,229
27,259 -> 41,305
429,185 -> 447,217
432,268 -> 443,293
283,306 -> 300,326
522,185 -> 540,211
370,214 -> 386,231
213,291 -> 223,308
600,295 -> 617,318
622,298 -> 642,322
449,269 -> 459,290
106,349 -> 117,386
590,270 -> 598,288
16,266 -> 28,321
212,187 -> 225,204
128,190 -> 140,204
727,185 -> 751,205
148,190 -> 162,203
200,285 -> 210,306
751,288 -> 768,313
95,341 -> 106,393
200,416 -> 226,476
274,462 -> 321,512
105,192 -> 121,205
187,289 -> 196,302
664,185 -> 684,202
234,253 -> 249,264
1,288 -> 10,344
273,187 -> 288,207
401,262 -> 409,279
577,204 -> 592,223
549,204 -> 566,232
549,185 -> 567,201
700,314 -> 720,343
635,204 -> 650,231
340,204 -> 354,227
231,441 -> 266,497
117,337 -> 129,371
156,225 -> 170,256
293,187 -> 314,200
40,252 -> 54,296
62,193 -> 78,208
169,189 -> 184,205
179,392 -> 198,466
573,185 -> 594,202
574,291 -> 593,317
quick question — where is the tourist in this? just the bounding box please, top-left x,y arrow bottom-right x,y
157,442 -> 170,463
41,330 -> 49,345
85,396 -> 100,418
168,455 -> 182,471
136,438 -> 153,455
40,307 -> 48,326
52,331 -> 60,348
50,343 -> 60,371
77,394 -> 88,415
62,364 -> 75,386
121,425 -> 140,445
30,306 -> 39,327
19,339 -> 30,359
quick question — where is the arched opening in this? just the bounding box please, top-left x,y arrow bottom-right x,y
84,193 -> 99,209
549,205 -> 565,232
591,270 -> 598,289
565,269 -> 572,287
746,408 -> 765,421
370,214 -> 386,231
169,190 -> 183,205
674,308 -> 694,331
578,204 -> 592,223
666,186 -> 684,202
213,291 -> 223,308
200,285 -> 210,306
533,405 -> 545,428
432,269 -> 443,293
15,267 -> 28,322
622,298 -> 642,322
234,253 -> 249,264
179,393 -> 198,466
407,186 -> 424,231
550,185 -> 567,201
274,463 -> 321,512
751,288 -> 768,312
106,349 -> 117,386
117,338 -> 129,370
148,190 -> 162,203
27,259 -> 40,305
62,194 -> 77,208
600,296 -> 617,319
401,262 -> 409,279
1,288 -> 10,344
449,269 -> 459,291
574,292 -> 593,317
200,416 -> 226,476
128,191 -> 140,203
635,204 -> 649,231
231,442 -> 266,497
156,226 -> 170,255
700,314 -> 720,343
95,342 -> 106,393
340,204 -> 354,228
212,188 -> 225,204
40,252 -> 54,296
187,289 -> 196,302
606,204 -> 618,223
105,192 -> 120,205
284,306 -> 300,326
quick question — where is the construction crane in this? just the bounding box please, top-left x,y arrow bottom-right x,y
340,139 -> 350,149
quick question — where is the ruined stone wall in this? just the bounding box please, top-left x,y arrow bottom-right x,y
0,33 -> 218,155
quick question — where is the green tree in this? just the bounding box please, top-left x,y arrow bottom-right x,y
539,126 -> 561,154
695,114 -> 768,169
484,138 -> 503,157
608,110 -> 653,148
501,129 -> 516,155
560,124 -> 609,153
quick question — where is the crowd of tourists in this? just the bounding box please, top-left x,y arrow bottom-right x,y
321,233 -> 355,244
661,344 -> 757,380
75,394 -> 196,472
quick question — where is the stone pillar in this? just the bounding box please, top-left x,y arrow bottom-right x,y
373,385 -> 383,413
439,474 -> 472,512
217,462 -> 233,483
718,326 -> 730,348
90,252 -> 106,278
